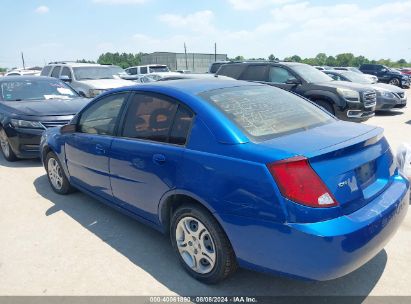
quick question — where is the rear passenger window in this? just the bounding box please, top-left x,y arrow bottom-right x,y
240,65 -> 268,81
217,65 -> 244,79
51,66 -> 61,78
41,66 -> 52,76
169,106 -> 194,145
122,94 -> 178,143
140,67 -> 148,74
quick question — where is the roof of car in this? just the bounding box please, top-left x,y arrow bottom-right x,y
221,61 -> 305,67
112,79 -> 261,95
46,62 -> 114,67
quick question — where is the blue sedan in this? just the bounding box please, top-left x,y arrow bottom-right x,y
40,79 -> 409,283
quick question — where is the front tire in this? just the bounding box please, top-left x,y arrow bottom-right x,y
389,78 -> 400,87
170,204 -> 237,284
45,152 -> 74,194
0,128 -> 17,162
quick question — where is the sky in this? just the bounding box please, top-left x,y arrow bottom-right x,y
1,0 -> 411,68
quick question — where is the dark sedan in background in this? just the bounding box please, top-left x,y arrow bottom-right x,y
0,76 -> 90,161
324,70 -> 407,111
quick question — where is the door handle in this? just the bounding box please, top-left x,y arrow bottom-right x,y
95,144 -> 106,155
152,153 -> 166,165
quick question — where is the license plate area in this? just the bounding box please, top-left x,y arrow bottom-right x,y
356,160 -> 377,188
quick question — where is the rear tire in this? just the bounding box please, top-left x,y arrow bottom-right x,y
45,152 -> 74,194
313,100 -> 335,115
0,128 -> 18,162
170,204 -> 237,284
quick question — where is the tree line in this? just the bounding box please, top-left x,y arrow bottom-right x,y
231,53 -> 411,68
1,52 -> 410,72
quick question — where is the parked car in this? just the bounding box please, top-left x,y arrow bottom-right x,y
176,70 -> 192,74
314,66 -> 333,71
333,67 -> 378,83
398,68 -> 411,76
125,64 -> 171,75
0,76 -> 89,161
216,62 -> 377,122
359,64 -> 410,88
156,73 -> 232,81
208,61 -> 230,74
41,62 -> 135,98
40,79 -> 409,283
324,70 -> 407,111
5,69 -> 41,76
120,74 -> 157,83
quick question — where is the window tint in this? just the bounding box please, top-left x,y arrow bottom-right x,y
122,94 -> 178,143
269,67 -> 297,83
200,86 -> 333,141
217,65 -> 244,79
41,66 -> 52,76
240,65 -> 268,81
61,67 -> 72,78
50,66 -> 61,78
78,93 -> 127,135
169,106 -> 194,145
140,67 -> 148,74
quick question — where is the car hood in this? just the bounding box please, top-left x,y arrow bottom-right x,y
314,81 -> 375,92
372,83 -> 404,93
79,78 -> 135,89
2,97 -> 90,116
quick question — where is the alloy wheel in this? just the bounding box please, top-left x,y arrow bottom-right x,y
389,78 -> 400,86
48,157 -> 64,190
175,216 -> 216,274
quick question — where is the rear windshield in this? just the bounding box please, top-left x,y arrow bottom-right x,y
199,86 -> 334,141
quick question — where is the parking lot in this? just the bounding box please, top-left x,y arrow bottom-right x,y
0,89 -> 410,297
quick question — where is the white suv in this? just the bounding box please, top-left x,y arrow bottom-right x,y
41,62 -> 135,98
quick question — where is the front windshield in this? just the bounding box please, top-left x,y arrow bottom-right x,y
342,72 -> 373,84
292,65 -> 333,83
149,66 -> 169,73
73,66 -> 123,80
0,79 -> 78,101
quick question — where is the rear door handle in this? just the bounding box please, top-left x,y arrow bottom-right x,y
152,153 -> 166,165
95,144 -> 106,155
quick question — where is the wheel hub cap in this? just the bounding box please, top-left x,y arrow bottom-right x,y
175,216 -> 216,274
48,158 -> 63,190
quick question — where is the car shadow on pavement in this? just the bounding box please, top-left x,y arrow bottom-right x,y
0,155 -> 42,168
34,174 -> 387,297
375,110 -> 404,116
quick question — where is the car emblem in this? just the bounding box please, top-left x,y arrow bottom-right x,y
338,176 -> 359,192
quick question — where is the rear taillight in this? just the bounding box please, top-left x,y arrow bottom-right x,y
267,156 -> 339,208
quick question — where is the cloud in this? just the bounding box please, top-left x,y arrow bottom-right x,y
228,0 -> 297,10
145,2 -> 411,61
34,5 -> 49,14
92,0 -> 147,4
158,10 -> 215,31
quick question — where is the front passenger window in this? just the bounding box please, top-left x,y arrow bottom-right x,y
78,93 -> 128,135
269,67 -> 296,83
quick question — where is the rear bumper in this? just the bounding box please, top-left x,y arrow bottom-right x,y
218,175 -> 409,281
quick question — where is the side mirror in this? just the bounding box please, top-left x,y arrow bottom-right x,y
60,75 -> 72,82
286,78 -> 301,85
60,124 -> 76,134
